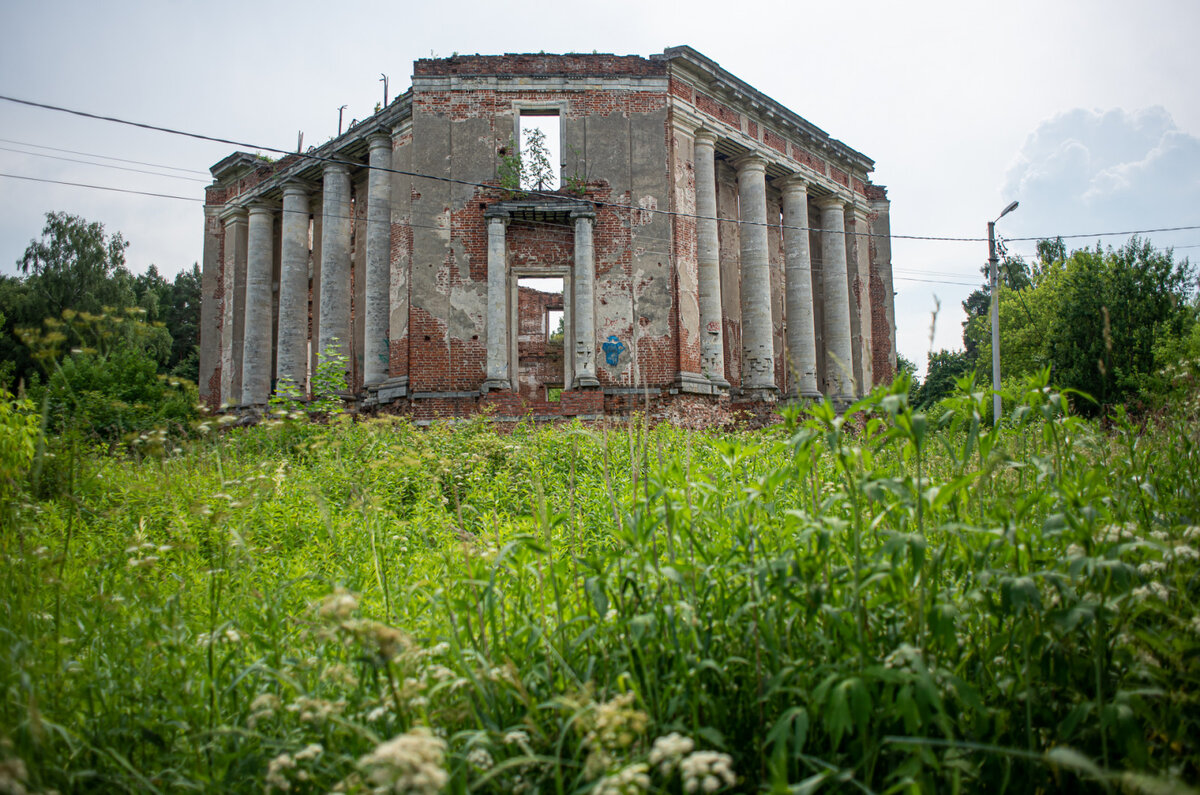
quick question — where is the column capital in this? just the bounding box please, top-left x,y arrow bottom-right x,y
322,160 -> 351,177
731,153 -> 768,174
693,128 -> 719,147
219,204 -> 248,224
204,204 -> 222,218
849,202 -> 871,222
367,133 -> 392,153
814,193 -> 850,211
570,209 -> 596,223
247,201 -> 277,217
777,173 -> 810,195
281,180 -> 314,199
484,207 -> 511,224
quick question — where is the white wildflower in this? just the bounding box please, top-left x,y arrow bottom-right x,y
1169,545 -> 1198,561
266,752 -> 296,792
649,732 -> 695,776
0,756 -> 28,795
680,751 -> 736,794
358,727 -> 448,795
1132,582 -> 1170,603
1183,526 -> 1200,541
1066,544 -> 1086,558
594,762 -> 651,795
248,693 -> 280,728
503,729 -> 530,748
295,743 -> 323,762
1190,616 -> 1200,637
1138,560 -> 1167,576
466,747 -> 494,771
604,608 -> 618,622
1150,530 -> 1169,542
587,692 -> 649,751
367,705 -> 389,722
317,587 -> 359,621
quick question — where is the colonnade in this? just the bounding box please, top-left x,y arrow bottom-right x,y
691,128 -> 863,403
220,133 -> 393,408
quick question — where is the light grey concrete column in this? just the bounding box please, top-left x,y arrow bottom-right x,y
817,195 -> 854,403
198,205 -> 222,406
276,183 -> 310,394
241,204 -> 275,407
694,129 -> 727,386
734,154 -> 776,395
851,203 -> 874,391
318,162 -> 352,370
483,211 -> 510,390
219,206 -> 248,408
781,178 -> 820,398
364,134 -> 392,388
572,210 -> 599,387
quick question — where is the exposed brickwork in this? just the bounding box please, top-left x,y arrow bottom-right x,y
764,128 -> 787,155
200,49 -> 894,421
695,92 -> 742,129
415,53 -> 666,78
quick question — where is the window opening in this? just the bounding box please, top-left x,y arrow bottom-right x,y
518,112 -> 560,191
516,276 -> 565,403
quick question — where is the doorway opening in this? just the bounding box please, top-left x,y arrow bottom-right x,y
515,276 -> 566,403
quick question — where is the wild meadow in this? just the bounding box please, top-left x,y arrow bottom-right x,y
1,372 -> 1198,793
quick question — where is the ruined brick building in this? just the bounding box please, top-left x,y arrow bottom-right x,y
197,47 -> 896,420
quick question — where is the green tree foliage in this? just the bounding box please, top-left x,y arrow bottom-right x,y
914,349 -> 972,407
967,237 -> 1196,413
1,213 -> 200,389
27,310 -> 196,442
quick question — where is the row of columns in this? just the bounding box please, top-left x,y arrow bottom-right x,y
692,131 -> 862,403
220,133 -> 393,408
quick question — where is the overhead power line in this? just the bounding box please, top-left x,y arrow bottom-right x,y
2,93 -> 1197,248
0,144 -> 209,182
0,136 -> 210,174
0,173 -> 200,202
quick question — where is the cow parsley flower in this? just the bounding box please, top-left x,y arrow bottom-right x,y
649,732 -> 695,776
680,750 -> 736,793
594,762 -> 651,795
358,727 -> 448,794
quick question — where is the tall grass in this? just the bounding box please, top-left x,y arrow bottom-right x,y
1,372 -> 1198,793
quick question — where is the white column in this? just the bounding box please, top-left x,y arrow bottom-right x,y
219,206 -> 247,407
781,178 -> 820,397
483,211 -> 510,390
734,154 -> 776,395
276,183 -> 309,393
241,204 -> 275,407
817,196 -> 854,403
851,203 -> 874,392
318,162 -> 352,370
364,134 -> 392,388
573,210 -> 599,387
198,205 -> 222,407
694,129 -> 727,385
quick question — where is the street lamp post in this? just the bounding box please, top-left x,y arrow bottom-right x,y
988,200 -> 1019,426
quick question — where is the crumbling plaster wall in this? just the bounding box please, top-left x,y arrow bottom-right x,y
403,66 -> 673,394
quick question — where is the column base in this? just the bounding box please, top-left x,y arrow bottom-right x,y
373,376 -> 409,404
573,375 -> 600,389
738,385 -> 779,402
482,378 -> 512,393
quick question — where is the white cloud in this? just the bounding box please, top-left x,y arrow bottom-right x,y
1001,107 -> 1200,254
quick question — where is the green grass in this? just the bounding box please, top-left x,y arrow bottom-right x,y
1,374 -> 1198,793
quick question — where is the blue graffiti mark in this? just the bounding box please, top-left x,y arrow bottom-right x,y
602,335 -> 625,366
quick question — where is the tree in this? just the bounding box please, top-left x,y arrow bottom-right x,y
896,352 -> 920,406
915,349 -> 973,408
965,236 -> 1196,413
18,212 -> 133,318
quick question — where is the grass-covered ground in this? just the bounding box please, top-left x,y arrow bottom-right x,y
1,375 -> 1198,793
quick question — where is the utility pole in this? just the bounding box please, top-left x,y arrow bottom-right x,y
988,200 -> 1019,426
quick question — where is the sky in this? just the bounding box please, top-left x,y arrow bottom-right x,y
1,0 -> 1197,375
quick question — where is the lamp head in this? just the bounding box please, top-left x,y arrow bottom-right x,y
998,200 -> 1019,220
